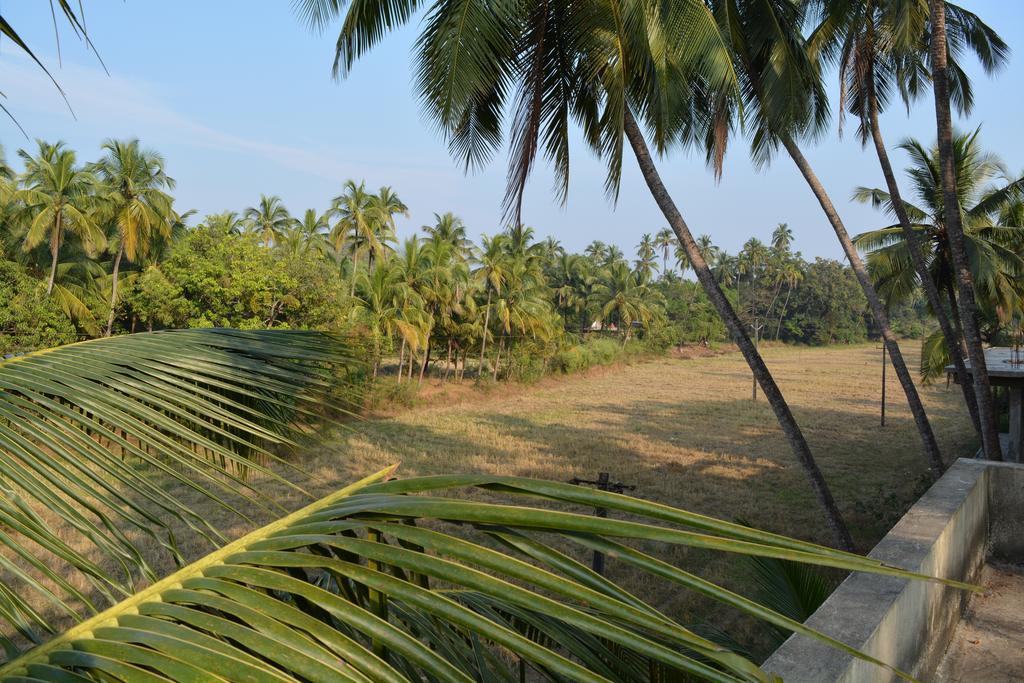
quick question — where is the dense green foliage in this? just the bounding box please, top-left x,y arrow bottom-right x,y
1,141 -> 933,372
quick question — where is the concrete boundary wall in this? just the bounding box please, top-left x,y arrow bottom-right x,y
763,459 -> 1023,682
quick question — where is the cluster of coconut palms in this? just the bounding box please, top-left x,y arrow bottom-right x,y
292,0 -> 1019,552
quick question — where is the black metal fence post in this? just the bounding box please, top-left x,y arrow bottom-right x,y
568,472 -> 635,576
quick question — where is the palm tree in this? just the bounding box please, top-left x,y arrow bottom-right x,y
91,139 -> 176,336
928,0 -> 1003,459
368,185 -> 408,265
330,180 -> 377,296
423,211 -> 470,253
584,240 -> 608,262
634,233 -> 658,282
774,260 -> 804,341
600,261 -> 658,344
15,140 -> 104,296
202,210 -> 245,236
283,208 -> 330,257
303,0 -> 854,548
809,0 -> 1007,451
473,234 -> 510,378
244,194 -> 292,248
772,223 -> 794,253
854,132 -> 1024,345
654,227 -> 675,277
355,262 -> 419,376
714,0 -> 944,477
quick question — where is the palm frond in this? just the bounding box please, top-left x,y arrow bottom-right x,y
0,329 -> 364,653
0,467 -> 974,681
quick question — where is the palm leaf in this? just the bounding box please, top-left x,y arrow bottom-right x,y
0,465 -> 978,681
0,328 -> 364,654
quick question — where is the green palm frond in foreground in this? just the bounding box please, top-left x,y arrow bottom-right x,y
1,466 -> 975,682
0,329 -> 364,654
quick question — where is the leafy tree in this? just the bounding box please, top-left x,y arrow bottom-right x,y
14,140 -> 104,295
0,260 -> 77,354
854,131 -> 1024,370
330,180 -> 377,296
244,193 -> 292,248
91,138 -> 176,336
810,0 -> 1007,455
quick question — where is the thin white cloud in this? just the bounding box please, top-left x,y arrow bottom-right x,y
0,52 -> 358,181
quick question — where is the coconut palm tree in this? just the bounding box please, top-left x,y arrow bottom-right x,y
368,185 -> 407,265
283,208 -> 330,257
601,261 -> 659,344
853,132 -> 1024,347
14,140 -> 105,296
926,0 -> 1004,458
243,194 -> 292,248
355,262 -> 420,376
711,0 -> 944,477
423,211 -> 470,254
202,210 -> 245,236
772,223 -> 794,253
584,240 -> 608,263
634,233 -> 658,282
654,228 -> 674,277
330,180 -> 378,296
300,0 -> 854,548
90,139 -> 176,336
472,234 -> 513,378
808,0 -> 1007,450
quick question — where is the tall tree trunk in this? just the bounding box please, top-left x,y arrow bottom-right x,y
46,212 -> 62,295
444,339 -> 453,382
775,287 -> 793,341
418,334 -> 431,385
350,248 -> 359,297
780,134 -> 945,478
398,337 -> 406,383
478,288 -> 492,377
864,43 -> 981,437
105,242 -> 125,337
928,0 -> 1002,460
492,336 -> 504,382
623,110 -> 854,550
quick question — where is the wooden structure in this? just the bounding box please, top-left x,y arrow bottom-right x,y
947,347 -> 1024,462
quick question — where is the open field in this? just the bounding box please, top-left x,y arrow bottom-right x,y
284,340 -> 973,651
13,341 -> 978,656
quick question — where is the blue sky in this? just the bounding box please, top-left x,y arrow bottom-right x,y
1,1 -> 1022,260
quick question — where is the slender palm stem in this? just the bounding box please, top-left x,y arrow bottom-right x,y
47,210 -> 62,295
779,134 -> 944,478
928,0 -> 1002,460
623,110 -> 853,550
105,242 -> 125,337
862,27 -> 981,437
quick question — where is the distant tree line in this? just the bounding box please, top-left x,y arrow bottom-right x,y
0,138 -> 948,374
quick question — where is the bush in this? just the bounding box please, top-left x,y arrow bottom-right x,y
550,336 -> 644,375
364,378 -> 421,410
0,261 -> 77,355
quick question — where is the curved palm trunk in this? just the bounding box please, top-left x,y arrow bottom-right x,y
623,110 -> 854,550
418,334 -> 431,385
105,243 -> 125,337
492,336 -> 504,381
928,0 -> 1002,460
398,337 -> 406,383
779,135 -> 944,478
775,287 -> 793,341
46,212 -> 63,295
478,288 -> 492,377
350,248 -> 360,297
864,56 -> 981,437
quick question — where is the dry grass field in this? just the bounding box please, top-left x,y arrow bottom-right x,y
12,341 -> 978,657
275,340 -> 973,650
